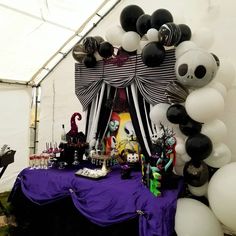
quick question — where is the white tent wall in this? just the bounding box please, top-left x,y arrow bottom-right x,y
0,84 -> 31,192
38,0 -> 236,163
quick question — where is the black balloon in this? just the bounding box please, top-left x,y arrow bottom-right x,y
166,104 -> 188,124
185,133 -> 213,161
141,42 -> 165,67
120,5 -> 144,32
183,160 -> 209,187
136,14 -> 151,36
158,23 -> 181,46
178,24 -> 192,44
83,54 -> 97,68
83,37 -> 99,54
179,117 -> 202,136
98,41 -> 114,58
150,8 -> 173,30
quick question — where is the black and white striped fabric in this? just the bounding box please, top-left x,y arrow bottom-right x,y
75,49 -> 177,111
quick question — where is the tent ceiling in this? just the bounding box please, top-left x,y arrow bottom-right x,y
0,0 -> 120,85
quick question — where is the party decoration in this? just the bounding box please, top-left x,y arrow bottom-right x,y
201,119 -> 227,144
183,160 -> 209,187
165,81 -> 189,104
72,43 -> 87,63
175,40 -> 198,59
158,23 -> 181,46
136,14 -> 151,36
191,27 -> 214,50
175,49 -> 218,88
146,28 -> 159,42
120,5 -> 144,32
207,81 -> 227,98
83,37 -> 99,54
204,143 -> 231,168
166,104 -> 188,124
150,8 -> 173,30
121,31 -> 141,52
149,103 -> 170,126
185,87 -> 224,123
179,117 -> 202,136
141,42 -> 165,67
98,41 -> 114,58
208,162 -> 236,232
93,36 -> 104,45
105,25 -> 125,46
188,182 -> 208,197
178,24 -> 192,44
185,133 -> 213,161
213,58 -> 236,89
83,54 -> 97,68
175,198 -> 224,236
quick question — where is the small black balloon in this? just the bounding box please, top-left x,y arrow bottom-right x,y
166,104 -> 188,124
83,37 -> 99,54
185,133 -> 213,161
179,117 -> 202,136
136,14 -> 151,36
158,23 -> 181,46
83,54 -> 97,68
120,5 -> 144,32
151,8 -> 173,30
178,24 -> 192,44
183,160 -> 209,187
141,42 -> 165,67
98,41 -> 114,58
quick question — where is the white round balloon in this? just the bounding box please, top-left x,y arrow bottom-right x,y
149,103 -> 170,126
213,58 -> 236,89
185,88 -> 224,123
105,25 -> 125,46
188,182 -> 209,197
201,119 -> 227,144
146,28 -> 159,42
121,31 -> 141,52
208,162 -> 236,232
175,40 -> 198,59
207,81 -> 227,98
191,27 -> 214,50
175,198 -> 224,236
204,143 -> 231,168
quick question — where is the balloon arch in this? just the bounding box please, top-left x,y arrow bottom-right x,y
72,4 -> 236,236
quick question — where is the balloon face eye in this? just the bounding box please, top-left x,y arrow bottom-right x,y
178,63 -> 188,76
194,65 -> 206,79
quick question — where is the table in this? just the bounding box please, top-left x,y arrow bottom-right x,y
9,164 -> 183,236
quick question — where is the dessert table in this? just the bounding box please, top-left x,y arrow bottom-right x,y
9,164 -> 183,236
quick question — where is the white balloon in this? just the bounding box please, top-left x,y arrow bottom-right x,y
188,182 -> 209,197
138,37 -> 150,53
208,162 -> 236,232
105,25 -> 125,46
149,103 -> 170,126
213,59 -> 236,89
175,154 -> 186,166
146,28 -> 159,42
175,40 -> 198,59
191,27 -> 214,50
175,198 -> 224,236
204,143 -> 231,168
185,88 -> 224,123
174,164 -> 184,176
121,31 -> 141,52
180,153 -> 191,162
201,119 -> 227,144
175,141 -> 186,155
207,81 -> 227,98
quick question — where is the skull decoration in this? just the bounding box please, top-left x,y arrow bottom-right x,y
175,49 -> 219,88
124,121 -> 136,141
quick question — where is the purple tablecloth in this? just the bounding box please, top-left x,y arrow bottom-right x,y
11,166 -> 183,236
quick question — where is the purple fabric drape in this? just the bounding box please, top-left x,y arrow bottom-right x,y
11,166 -> 183,236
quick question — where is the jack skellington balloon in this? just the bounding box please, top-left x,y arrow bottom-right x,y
175,49 -> 219,88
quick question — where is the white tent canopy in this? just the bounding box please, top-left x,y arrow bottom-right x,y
0,0 -> 120,84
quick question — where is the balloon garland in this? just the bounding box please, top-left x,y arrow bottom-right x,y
72,4 -> 236,235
